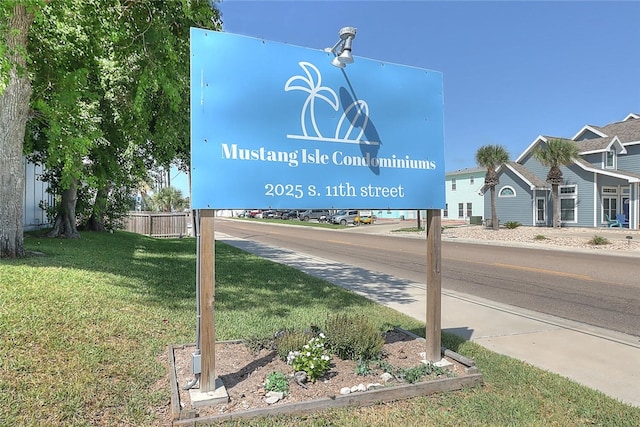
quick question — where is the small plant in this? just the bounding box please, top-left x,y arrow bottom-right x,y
534,235 -> 547,241
504,221 -> 522,229
274,329 -> 311,361
286,334 -> 331,382
397,363 -> 448,384
589,235 -> 610,246
264,371 -> 289,394
354,359 -> 373,376
324,313 -> 385,361
244,336 -> 273,354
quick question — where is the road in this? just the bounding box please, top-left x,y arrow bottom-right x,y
214,219 -> 640,337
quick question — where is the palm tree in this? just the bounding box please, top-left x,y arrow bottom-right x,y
152,187 -> 187,212
475,145 -> 510,230
534,138 -> 579,228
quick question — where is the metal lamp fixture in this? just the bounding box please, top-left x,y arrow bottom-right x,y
325,26 -> 356,68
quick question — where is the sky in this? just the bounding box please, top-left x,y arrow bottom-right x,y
172,0 -> 640,195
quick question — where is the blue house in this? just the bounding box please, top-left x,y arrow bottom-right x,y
485,113 -> 640,229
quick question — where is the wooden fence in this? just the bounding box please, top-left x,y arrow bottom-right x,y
124,211 -> 192,238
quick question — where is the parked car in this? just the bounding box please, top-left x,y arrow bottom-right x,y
281,210 -> 301,220
248,209 -> 263,218
330,209 -> 359,225
299,209 -> 330,222
354,210 -> 376,225
262,210 -> 277,219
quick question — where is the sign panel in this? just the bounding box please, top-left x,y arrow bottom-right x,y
190,28 -> 445,209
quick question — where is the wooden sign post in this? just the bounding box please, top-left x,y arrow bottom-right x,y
198,209 -> 216,392
425,209 -> 442,362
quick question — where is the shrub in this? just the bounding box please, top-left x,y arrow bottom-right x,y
324,313 -> 385,361
264,371 -> 289,394
274,329 -> 311,361
589,235 -> 610,246
286,334 -> 331,382
504,221 -> 522,229
534,235 -> 547,241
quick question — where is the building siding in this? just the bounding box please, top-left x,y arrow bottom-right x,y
23,158 -> 53,231
619,144 -> 640,170
444,169 -> 485,221
488,169 -> 536,225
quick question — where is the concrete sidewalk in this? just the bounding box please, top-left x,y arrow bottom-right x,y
215,229 -> 640,408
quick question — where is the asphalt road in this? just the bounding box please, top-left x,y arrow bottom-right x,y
214,219 -> 640,337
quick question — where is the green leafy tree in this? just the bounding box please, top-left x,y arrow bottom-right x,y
475,144 -> 510,230
534,138 -> 579,228
25,0 -> 220,237
0,1 -> 46,258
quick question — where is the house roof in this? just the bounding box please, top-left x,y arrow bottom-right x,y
445,167 -> 485,177
515,135 -> 575,163
516,114 -> 640,163
574,135 -> 627,155
573,115 -> 640,146
504,162 -> 549,190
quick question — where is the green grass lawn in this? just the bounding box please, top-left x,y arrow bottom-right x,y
1,231 -> 638,426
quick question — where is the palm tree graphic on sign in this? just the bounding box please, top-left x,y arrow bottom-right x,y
284,62 -> 378,145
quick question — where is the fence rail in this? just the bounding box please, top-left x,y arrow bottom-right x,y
124,212 -> 192,238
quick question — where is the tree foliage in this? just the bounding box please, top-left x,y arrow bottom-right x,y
534,138 -> 579,228
24,0 -> 220,237
151,186 -> 188,212
475,144 -> 509,230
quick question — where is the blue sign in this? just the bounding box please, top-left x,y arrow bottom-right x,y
190,28 -> 445,209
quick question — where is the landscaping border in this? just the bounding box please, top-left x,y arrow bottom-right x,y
169,330 -> 483,425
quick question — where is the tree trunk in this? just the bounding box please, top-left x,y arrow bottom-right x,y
552,184 -> 561,228
490,186 -> 498,230
87,186 -> 110,232
47,180 -> 80,238
0,5 -> 35,258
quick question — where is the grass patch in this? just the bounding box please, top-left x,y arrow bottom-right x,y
1,231 -> 638,425
503,221 -> 522,229
588,235 -> 610,246
534,234 -> 548,241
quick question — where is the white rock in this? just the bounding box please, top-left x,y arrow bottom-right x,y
264,391 -> 284,404
366,383 -> 383,390
356,383 -> 367,392
433,358 -> 453,368
265,395 -> 280,404
340,387 -> 351,395
380,372 -> 394,383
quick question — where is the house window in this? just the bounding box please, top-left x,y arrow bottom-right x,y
605,150 -> 616,169
443,204 -> 448,217
559,185 -> 577,222
452,179 -> 456,191
458,203 -> 464,218
601,186 -> 618,223
466,203 -> 472,218
469,176 -> 474,185
536,197 -> 546,223
498,186 -> 516,197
